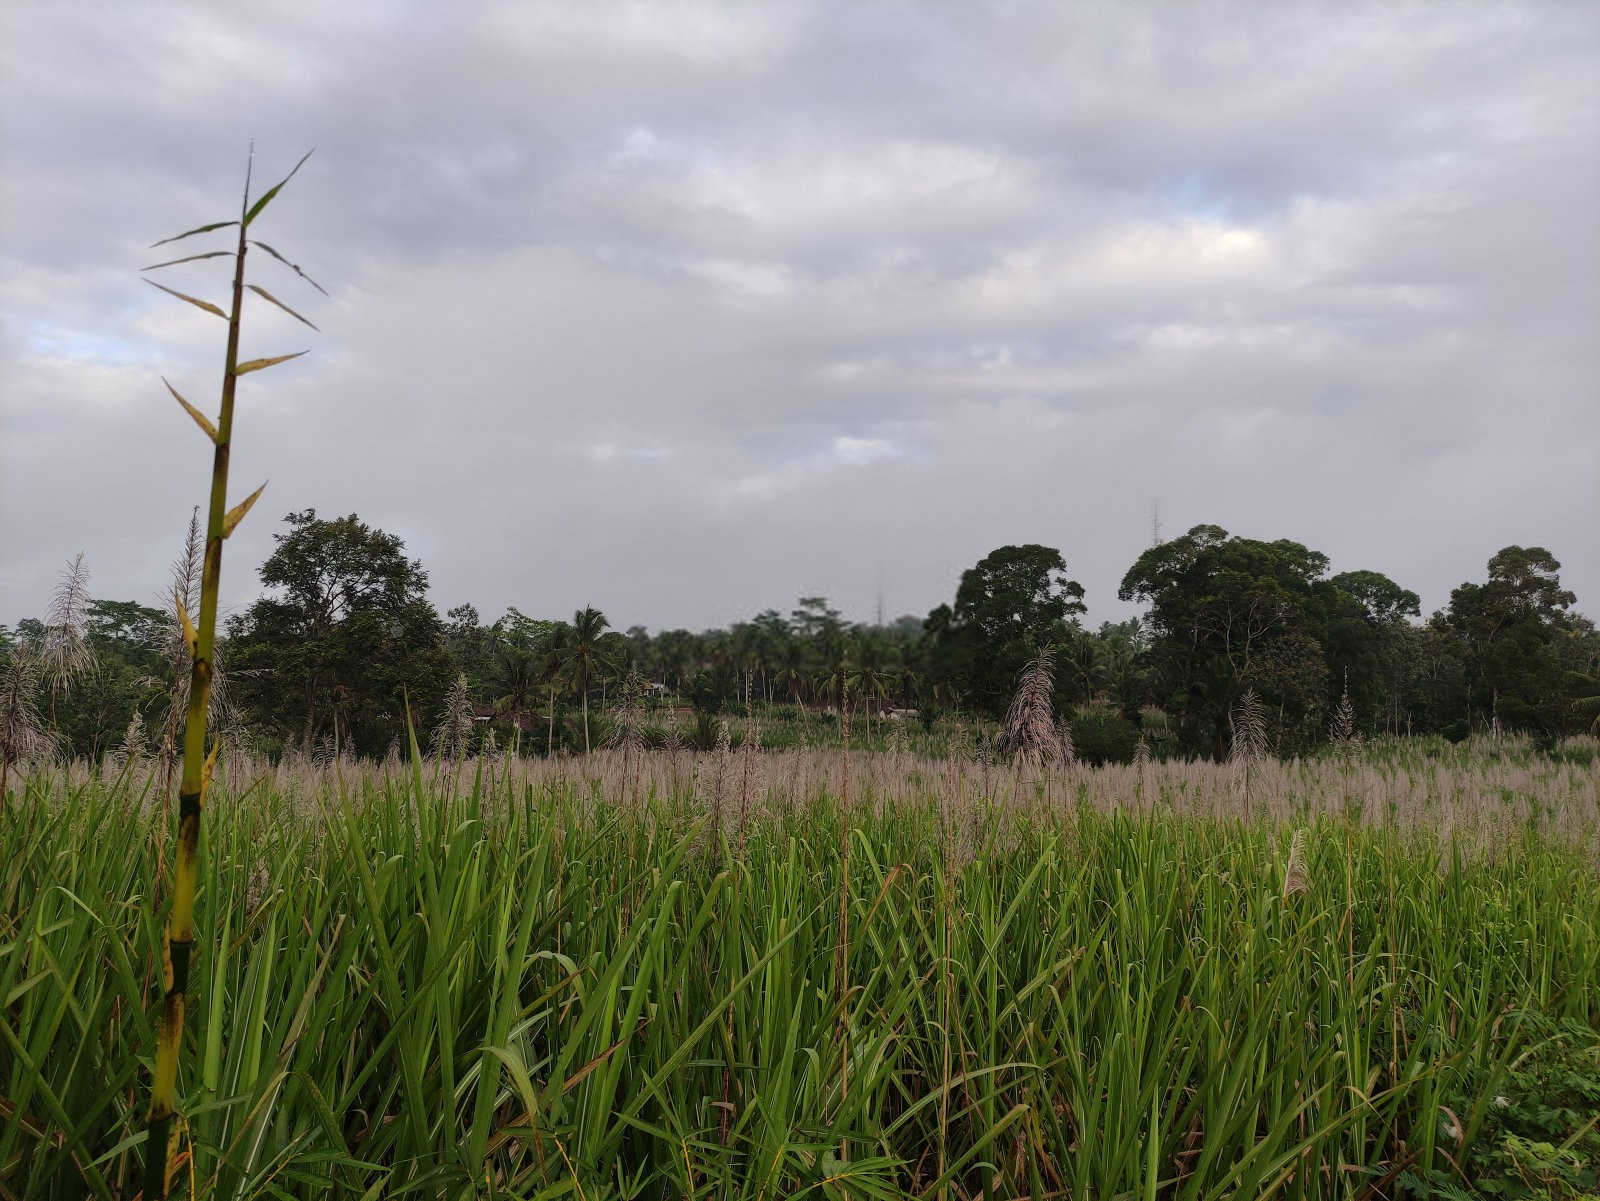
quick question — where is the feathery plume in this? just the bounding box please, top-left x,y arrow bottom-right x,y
42,553 -> 96,707
1,648 -> 55,805
1329,679 -> 1360,750
1282,828 -> 1309,898
999,648 -> 1065,771
117,709 -> 147,767
1056,717 -> 1077,767
605,671 -> 647,755
1231,687 -> 1269,822
431,672 -> 475,759
1230,688 -> 1269,765
244,862 -> 270,918
737,711 -> 763,848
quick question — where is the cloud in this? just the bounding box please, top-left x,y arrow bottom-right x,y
2,1 -> 1596,634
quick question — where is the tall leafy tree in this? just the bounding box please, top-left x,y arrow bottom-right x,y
226,510 -> 450,753
1445,546 -> 1578,738
1120,525 -> 1333,756
928,544 -> 1086,717
1322,570 -> 1421,737
1089,618 -> 1151,717
486,608 -> 555,738
1567,615 -> 1600,735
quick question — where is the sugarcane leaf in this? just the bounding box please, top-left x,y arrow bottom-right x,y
163,378 -> 218,443
222,481 -> 267,539
177,600 -> 198,659
232,351 -> 306,376
142,251 -> 232,272
246,285 -> 319,331
149,220 -> 238,249
243,149 -> 313,228
143,279 -> 227,321
249,241 -> 329,296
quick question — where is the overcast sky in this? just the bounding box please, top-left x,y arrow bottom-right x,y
3,2 -> 1596,634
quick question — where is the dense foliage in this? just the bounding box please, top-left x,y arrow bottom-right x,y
3,514 -> 1595,764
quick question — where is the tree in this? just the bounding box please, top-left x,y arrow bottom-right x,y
226,511 -> 451,754
549,606 -> 622,754
652,628 -> 701,694
1089,619 -> 1151,717
69,599 -> 168,760
446,603 -> 496,691
748,609 -> 792,702
1569,622 -> 1600,735
928,545 -> 1086,717
1445,546 -> 1578,738
791,596 -> 844,647
954,545 -> 1086,645
775,636 -> 809,705
1323,570 -> 1420,737
487,608 -> 554,738
1120,525 -> 1334,757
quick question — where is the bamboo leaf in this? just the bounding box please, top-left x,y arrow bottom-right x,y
232,351 -> 306,376
176,599 -> 197,659
149,220 -> 238,249
222,482 -> 268,539
249,241 -> 329,296
142,251 -> 233,272
243,149 -> 313,228
143,278 -> 227,321
163,378 -> 218,443
246,285 -> 319,331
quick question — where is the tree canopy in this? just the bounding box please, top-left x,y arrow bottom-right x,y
926,544 -> 1087,716
226,510 -> 452,754
5,514 -> 1595,764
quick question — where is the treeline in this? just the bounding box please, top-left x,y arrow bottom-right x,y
3,509 -> 1596,766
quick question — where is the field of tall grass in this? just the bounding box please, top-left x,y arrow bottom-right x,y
3,742 -> 1598,1198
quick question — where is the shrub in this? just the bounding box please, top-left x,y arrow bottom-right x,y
1070,702 -> 1140,765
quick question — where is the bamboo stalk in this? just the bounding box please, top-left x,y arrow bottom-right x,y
141,146 -> 317,1200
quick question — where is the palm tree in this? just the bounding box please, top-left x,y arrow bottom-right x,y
776,639 -> 809,706
853,643 -> 895,740
551,606 -> 619,754
1059,634 -> 1101,701
816,655 -> 854,717
491,640 -> 541,735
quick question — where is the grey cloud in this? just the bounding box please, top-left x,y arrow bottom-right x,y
3,0 -> 1597,633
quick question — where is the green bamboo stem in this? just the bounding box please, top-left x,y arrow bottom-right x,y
142,174 -> 248,1201
139,146 -> 316,1199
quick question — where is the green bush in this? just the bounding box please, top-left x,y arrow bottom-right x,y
1070,703 -> 1140,765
